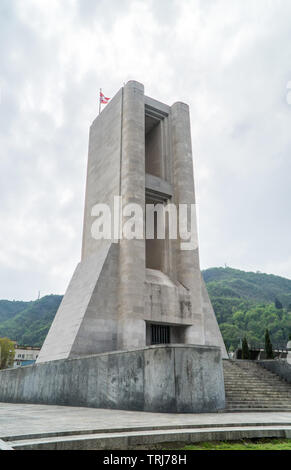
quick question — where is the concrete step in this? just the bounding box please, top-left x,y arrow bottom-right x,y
226,391 -> 291,394
224,374 -> 287,380
223,360 -> 291,411
224,375 -> 288,380
227,407 -> 291,410
225,384 -> 291,389
225,397 -> 291,402
224,385 -> 287,388
226,397 -> 291,402
5,423 -> 291,450
226,390 -> 291,393
226,401 -> 291,406
224,378 -> 288,383
225,408 -> 291,413
225,402 -> 291,406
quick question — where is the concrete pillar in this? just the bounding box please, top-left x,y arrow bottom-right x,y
117,81 -> 146,349
171,102 -> 205,345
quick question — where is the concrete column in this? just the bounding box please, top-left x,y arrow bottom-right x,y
171,102 -> 205,345
117,80 -> 146,349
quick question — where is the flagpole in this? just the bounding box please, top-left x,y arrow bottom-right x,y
99,88 -> 101,115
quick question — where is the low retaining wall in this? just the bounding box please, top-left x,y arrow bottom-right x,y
0,344 -> 225,413
259,360 -> 291,384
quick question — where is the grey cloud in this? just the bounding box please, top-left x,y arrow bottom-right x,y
0,0 -> 291,300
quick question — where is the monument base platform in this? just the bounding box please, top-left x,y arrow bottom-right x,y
0,344 -> 225,413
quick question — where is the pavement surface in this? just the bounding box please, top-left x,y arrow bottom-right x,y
1,402 -> 291,440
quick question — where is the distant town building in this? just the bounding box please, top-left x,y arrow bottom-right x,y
13,345 -> 40,368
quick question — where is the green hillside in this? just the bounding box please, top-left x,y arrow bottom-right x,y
203,267 -> 291,306
202,267 -> 291,350
0,300 -> 33,323
0,267 -> 290,350
0,295 -> 62,347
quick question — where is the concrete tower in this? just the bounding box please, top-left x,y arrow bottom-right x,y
37,80 -> 227,364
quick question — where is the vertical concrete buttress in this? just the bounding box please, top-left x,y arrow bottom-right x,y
171,102 -> 205,345
117,81 -> 146,349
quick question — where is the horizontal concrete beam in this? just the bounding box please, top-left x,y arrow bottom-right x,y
145,173 -> 173,201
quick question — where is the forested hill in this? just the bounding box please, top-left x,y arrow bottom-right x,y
0,267 -> 290,350
0,295 -> 62,347
202,267 -> 291,349
203,267 -> 291,306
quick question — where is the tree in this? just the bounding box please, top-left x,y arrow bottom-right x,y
275,297 -> 283,310
241,336 -> 250,359
219,323 -> 241,350
0,337 -> 15,369
265,329 -> 274,359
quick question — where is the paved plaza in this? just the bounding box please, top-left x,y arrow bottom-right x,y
1,402 -> 291,449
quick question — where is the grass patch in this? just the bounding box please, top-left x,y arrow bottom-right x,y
161,439 -> 291,450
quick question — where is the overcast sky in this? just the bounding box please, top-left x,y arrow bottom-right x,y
1,0 -> 291,301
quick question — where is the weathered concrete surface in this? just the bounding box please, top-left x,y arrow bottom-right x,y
259,360 -> 291,384
9,426 -> 291,450
82,88 -> 123,259
37,242 -> 119,362
117,81 -> 146,350
171,101 -> 204,346
144,269 -> 193,327
1,403 -> 291,438
0,345 -> 225,413
1,403 -> 291,450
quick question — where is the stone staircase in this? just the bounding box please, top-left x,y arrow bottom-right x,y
223,360 -> 291,411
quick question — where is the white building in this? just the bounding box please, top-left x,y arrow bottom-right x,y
14,346 -> 40,367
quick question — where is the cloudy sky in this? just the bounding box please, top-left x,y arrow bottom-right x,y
1,0 -> 291,300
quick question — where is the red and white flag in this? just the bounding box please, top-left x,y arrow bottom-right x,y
100,91 -> 110,104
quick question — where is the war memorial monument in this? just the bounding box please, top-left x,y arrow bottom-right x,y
0,80 -> 227,413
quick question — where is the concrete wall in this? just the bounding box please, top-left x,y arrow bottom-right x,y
70,243 -> 119,356
0,345 -> 225,413
144,269 -> 192,325
37,241 -> 113,362
259,360 -> 291,384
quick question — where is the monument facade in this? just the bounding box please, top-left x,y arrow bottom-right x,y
37,80 -> 227,363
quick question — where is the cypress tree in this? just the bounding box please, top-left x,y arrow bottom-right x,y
265,329 -> 274,359
241,336 -> 250,359
275,297 -> 283,310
